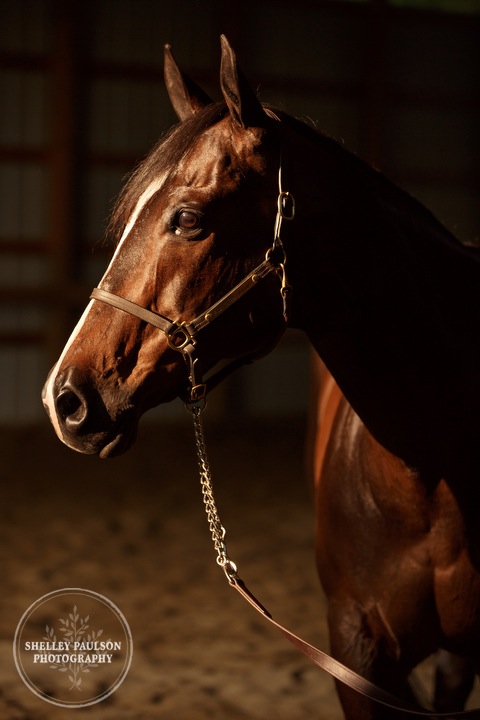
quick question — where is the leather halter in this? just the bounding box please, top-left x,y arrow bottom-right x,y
90,162 -> 294,406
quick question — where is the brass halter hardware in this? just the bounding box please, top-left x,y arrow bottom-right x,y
90,163 -> 294,406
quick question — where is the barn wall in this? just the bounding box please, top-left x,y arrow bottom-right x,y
1,0 -> 479,424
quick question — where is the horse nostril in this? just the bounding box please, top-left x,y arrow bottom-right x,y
56,387 -> 88,429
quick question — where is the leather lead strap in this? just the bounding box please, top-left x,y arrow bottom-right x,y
230,575 -> 480,718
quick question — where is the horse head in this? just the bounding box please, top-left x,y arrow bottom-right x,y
42,37 -> 289,457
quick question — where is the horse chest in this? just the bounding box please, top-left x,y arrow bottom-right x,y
316,399 -> 480,646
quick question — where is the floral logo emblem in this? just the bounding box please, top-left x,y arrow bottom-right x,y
45,605 -> 112,691
13,588 -> 133,708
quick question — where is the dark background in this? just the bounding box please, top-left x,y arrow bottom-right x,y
1,1 -> 479,718
1,0 -> 479,424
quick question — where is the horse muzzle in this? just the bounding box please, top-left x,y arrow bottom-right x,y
42,366 -> 138,458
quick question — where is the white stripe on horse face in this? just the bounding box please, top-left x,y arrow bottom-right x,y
102,173 -> 169,283
43,300 -> 95,447
44,173 -> 169,443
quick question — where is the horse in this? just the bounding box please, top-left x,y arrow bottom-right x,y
42,36 -> 480,719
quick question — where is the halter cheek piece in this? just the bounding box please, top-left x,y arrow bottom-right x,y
90,165 -> 295,406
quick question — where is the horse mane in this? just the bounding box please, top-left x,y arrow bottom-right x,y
273,108 -> 479,253
260,108 -> 480,471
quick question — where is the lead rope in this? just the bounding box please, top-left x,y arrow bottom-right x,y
187,401 -> 480,719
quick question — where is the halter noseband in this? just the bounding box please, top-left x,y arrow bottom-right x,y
90,134 -> 294,406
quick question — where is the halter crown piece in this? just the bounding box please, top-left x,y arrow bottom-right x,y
90,153 -> 294,406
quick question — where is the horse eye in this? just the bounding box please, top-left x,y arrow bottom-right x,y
177,209 -> 200,230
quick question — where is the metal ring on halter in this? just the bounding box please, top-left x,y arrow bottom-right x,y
166,324 -> 194,351
265,244 -> 286,267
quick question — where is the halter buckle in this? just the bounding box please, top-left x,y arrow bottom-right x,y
189,383 -> 207,403
278,190 -> 295,221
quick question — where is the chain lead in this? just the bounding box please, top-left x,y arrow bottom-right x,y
190,404 -> 238,583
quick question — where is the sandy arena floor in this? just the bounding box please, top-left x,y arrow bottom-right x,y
0,414 -> 346,720
2,413 -> 480,720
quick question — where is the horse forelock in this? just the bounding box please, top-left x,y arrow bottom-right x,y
107,102 -> 229,246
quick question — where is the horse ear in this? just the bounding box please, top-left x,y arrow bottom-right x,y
164,44 -> 213,121
219,35 -> 266,129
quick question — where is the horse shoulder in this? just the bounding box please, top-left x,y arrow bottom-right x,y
312,368 -> 480,660
308,356 -> 343,485
313,375 -> 435,610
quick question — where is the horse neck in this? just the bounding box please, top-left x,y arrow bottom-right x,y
286,129 -> 480,475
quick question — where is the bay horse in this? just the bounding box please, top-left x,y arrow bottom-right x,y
42,37 -> 480,719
